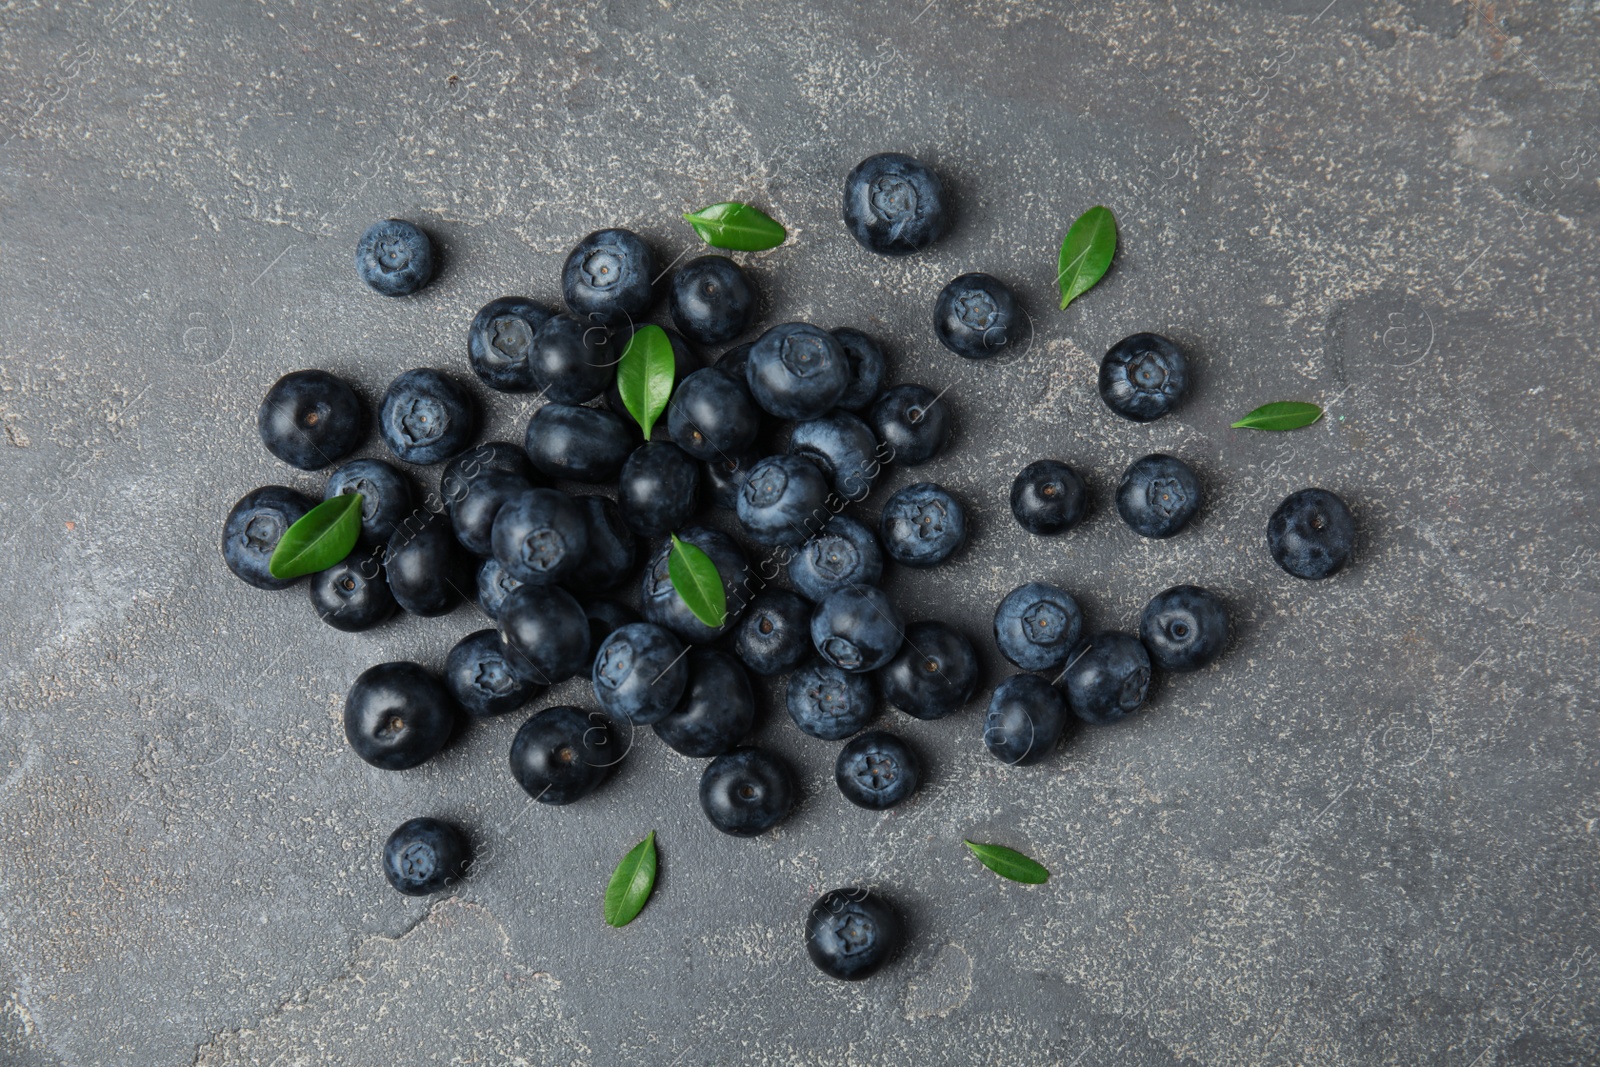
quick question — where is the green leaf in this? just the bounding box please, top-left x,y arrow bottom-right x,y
616,325 -> 676,439
603,830 -> 658,928
964,840 -> 1050,885
267,492 -> 363,580
668,535 -> 727,629
1230,401 -> 1324,431
1056,205 -> 1117,311
682,202 -> 787,252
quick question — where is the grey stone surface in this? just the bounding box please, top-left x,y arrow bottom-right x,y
1,0 -> 1597,1063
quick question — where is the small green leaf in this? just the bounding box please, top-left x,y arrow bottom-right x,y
964,840 -> 1050,885
682,202 -> 787,252
267,492 -> 363,580
668,535 -> 727,629
1056,205 -> 1117,311
616,325 -> 676,439
603,830 -> 658,928
1230,401 -> 1324,431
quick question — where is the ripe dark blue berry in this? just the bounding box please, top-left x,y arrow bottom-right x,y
829,328 -> 887,411
668,367 -> 761,460
734,590 -> 814,676
344,661 -> 459,771
737,454 -> 830,546
562,228 -> 656,327
880,482 -> 967,568
355,219 -> 434,297
491,488 -> 588,585
934,273 -> 1021,360
509,705 -> 617,805
745,323 -> 850,421
445,628 -> 543,717
653,648 -> 756,758
1268,488 -> 1356,580
618,442 -> 700,538
670,255 -> 756,345
530,314 -> 616,405
640,525 -> 749,643
703,449 -> 759,511
983,673 -> 1069,766
325,458 -> 414,546
439,442 -> 538,507
868,384 -> 950,467
449,469 -> 532,557
467,296 -> 555,392
1011,459 -> 1088,536
788,514 -> 882,602
715,341 -> 753,382
842,152 -> 948,256
524,402 -> 634,483
591,621 -> 689,725
699,746 -> 796,837
497,584 -> 590,685
879,621 -> 979,720
835,732 -> 921,810
787,660 -> 877,740
1062,632 -> 1153,725
993,582 -> 1083,673
811,586 -> 904,673
382,817 -> 469,896
789,411 -> 881,501
1099,333 -> 1189,422
221,486 -> 314,590
1140,585 -> 1229,672
379,368 -> 479,466
257,369 -> 365,471
804,888 -> 904,981
475,557 -> 522,619
583,599 -> 640,671
384,513 -> 465,617
309,546 -> 396,632
564,495 -> 636,592
1117,453 -> 1202,539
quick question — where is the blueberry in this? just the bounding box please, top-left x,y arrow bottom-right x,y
509,705 -> 618,805
670,254 -> 756,345
617,442 -> 700,538
221,486 -> 314,590
789,411 -> 881,501
1062,632 -> 1153,725
734,590 -> 815,676
257,369 -> 365,471
384,512 -> 465,617
355,219 -> 434,297
878,621 -> 979,720
591,621 -> 690,725
476,557 -> 522,619
640,525 -> 750,643
842,152 -> 948,256
344,661 -> 459,771
562,228 -> 656,327
583,599 -> 640,671
439,441 -> 538,507
934,273 -> 1021,360
880,482 -> 967,568
745,323 -> 850,421
1268,488 -> 1356,580
605,328 -> 699,421
993,582 -> 1083,673
835,732 -> 920,810
983,673 -> 1069,766
829,328 -> 887,411
563,495 -> 636,592
308,546 -> 396,632
1010,459 -> 1088,536
325,458 -> 415,546
497,584 -> 591,686
703,449 -> 759,510
529,314 -> 616,405
524,402 -> 635,483
491,488 -> 588,585
1117,454 -> 1202,539
811,586 -> 903,673
868,384 -> 950,467
804,888 -> 904,981
737,454 -> 831,546
446,628 -> 543,717
382,817 -> 469,896
699,746 -> 796,837
1140,585 -> 1228,672
788,514 -> 882,601
379,368 -> 479,465
787,660 -> 877,740
1100,333 -> 1189,422
449,469 -> 533,557
715,341 -> 753,382
653,648 -> 756,758
467,296 -> 556,392
667,367 -> 761,462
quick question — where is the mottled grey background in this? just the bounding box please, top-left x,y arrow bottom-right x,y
1,0 -> 1597,1064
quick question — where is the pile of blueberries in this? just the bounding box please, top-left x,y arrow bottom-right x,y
220,153 -> 1356,982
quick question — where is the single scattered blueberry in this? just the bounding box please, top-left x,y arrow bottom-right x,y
1099,333 -> 1189,422
829,328 -> 887,411
382,817 -> 469,896
491,488 -> 589,585
804,888 -> 904,981
509,705 -> 618,805
529,314 -> 616,405
325,458 -> 414,546
379,368 -> 479,466
439,441 -> 538,508
344,661 -> 458,771
467,296 -> 556,392
524,402 -> 635,483
668,367 -> 761,461
1117,453 -> 1202,539
880,482 -> 967,568
1268,488 -> 1356,580
563,495 -> 636,592
449,469 -> 533,557
475,557 -> 522,620
583,599 -> 640,672
788,514 -> 882,601
878,621 -> 979,720
640,525 -> 750,643
789,411 -> 881,501
355,219 -> 434,297
993,582 -> 1083,673
811,586 -> 904,673
1062,632 -> 1153,725
617,442 -> 701,538
1010,459 -> 1089,536
605,328 -> 699,421
653,648 -> 757,758
715,341 -> 753,382
384,512 -> 465,617
670,254 -> 756,346
868,384 -> 950,467
787,660 -> 877,740
842,152 -> 948,256
1140,585 -> 1229,672
835,732 -> 921,810
221,485 -> 314,590
734,590 -> 815,676
983,673 -> 1070,766
737,453 -> 831,546
745,322 -> 850,421
562,228 -> 656,327
703,449 -> 759,511
497,584 -> 591,686
699,746 -> 796,837
591,621 -> 690,725
257,369 -> 365,471
934,273 -> 1021,360
308,546 -> 396,632
445,628 -> 544,717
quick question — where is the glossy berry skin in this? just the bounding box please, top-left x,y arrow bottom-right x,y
842,152 -> 947,256
382,818 -> 469,896
355,219 -> 434,297
1141,585 -> 1229,672
789,411 -> 881,501
446,628 -> 543,717
562,228 -> 656,327
787,660 -> 877,740
830,328 -> 887,411
737,454 -> 830,546
325,458 -> 414,546
583,600 -> 640,672
805,888 -> 904,981
497,584 -> 590,686
668,367 -> 761,460
379,368 -> 479,466
309,547 -> 396,632
699,746 -> 796,837
835,732 -> 920,810
449,469 -> 532,557
788,514 -> 882,601
618,442 -> 700,538
1011,460 -> 1088,536
475,557 -> 522,619
467,296 -> 555,392
509,706 -> 617,805
878,621 -> 979,720
1117,454 -> 1202,539
653,648 -> 756,758
1100,333 -> 1189,422
715,342 -> 753,382
257,369 -> 365,471
745,323 -> 850,421
1062,632 -> 1153,725
529,314 -> 616,405
439,441 -> 538,508
640,525 -> 749,643
934,273 -> 1021,360
563,495 -> 636,592
703,449 -> 758,511
221,486 -> 314,590
491,488 -> 588,585
344,661 -> 458,771
993,582 -> 1083,673
591,622 -> 690,726
734,590 -> 814,676
811,586 -> 904,673
525,402 -> 635,483
869,384 -> 950,467
1268,488 -> 1356,580
670,255 -> 755,345
880,482 -> 967,568
983,673 -> 1069,766
385,513 -> 464,617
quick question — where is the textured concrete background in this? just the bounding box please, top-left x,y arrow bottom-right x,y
2,1 -> 1597,1064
